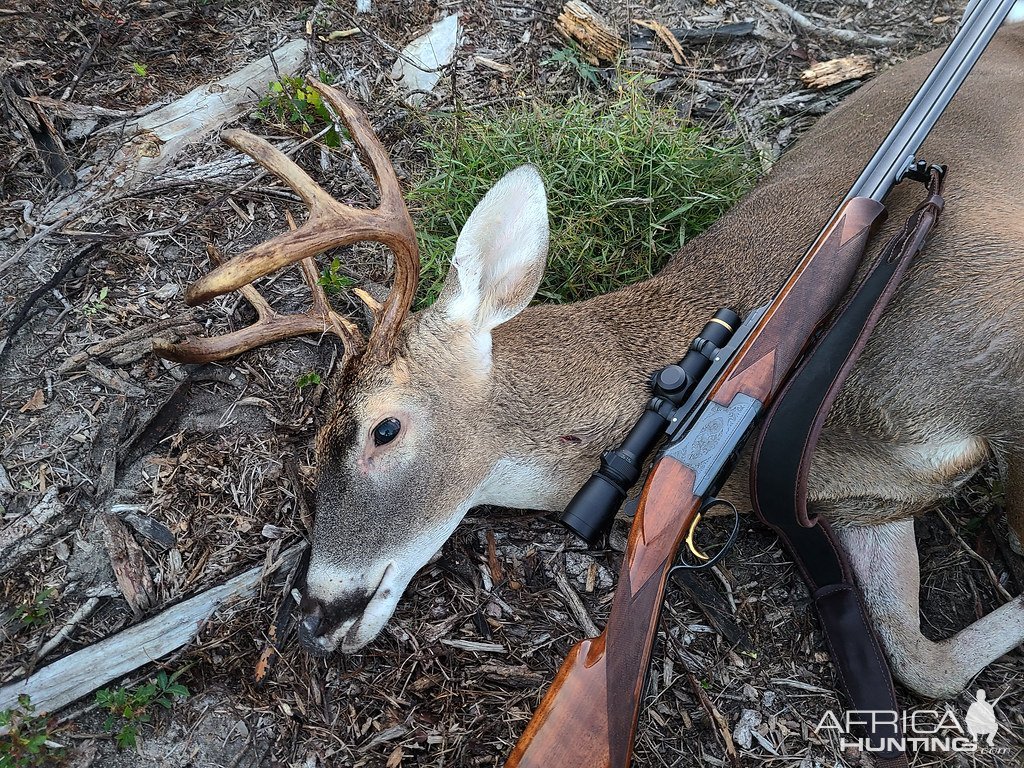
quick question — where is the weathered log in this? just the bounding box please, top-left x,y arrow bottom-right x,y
0,546 -> 300,715
43,38 -> 307,223
0,488 -> 63,576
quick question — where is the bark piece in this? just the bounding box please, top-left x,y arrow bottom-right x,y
555,1 -> 624,64
111,505 -> 176,551
100,513 -> 155,619
0,74 -> 73,187
801,55 -> 874,88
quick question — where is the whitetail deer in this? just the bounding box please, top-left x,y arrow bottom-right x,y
158,14 -> 1024,701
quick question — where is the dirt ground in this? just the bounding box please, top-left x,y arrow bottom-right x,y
2,1 -> 1022,767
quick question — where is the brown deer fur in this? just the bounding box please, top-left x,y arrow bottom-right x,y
298,20 -> 1024,700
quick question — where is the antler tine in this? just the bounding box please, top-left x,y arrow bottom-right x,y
308,80 -> 421,361
154,225 -> 366,365
182,81 -> 420,365
183,130 -> 377,307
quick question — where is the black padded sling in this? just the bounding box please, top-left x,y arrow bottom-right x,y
752,166 -> 947,768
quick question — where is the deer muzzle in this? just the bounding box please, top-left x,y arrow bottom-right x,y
298,562 -> 399,654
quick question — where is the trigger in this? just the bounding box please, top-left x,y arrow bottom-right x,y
685,512 -> 710,561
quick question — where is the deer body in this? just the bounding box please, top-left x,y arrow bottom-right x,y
314,23 -> 1024,694
162,15 -> 1024,701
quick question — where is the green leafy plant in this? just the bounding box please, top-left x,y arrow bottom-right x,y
16,587 -> 55,627
542,46 -> 602,88
253,73 -> 343,147
316,256 -> 353,295
296,371 -> 323,389
131,62 -> 148,78
82,286 -> 109,317
408,81 -> 754,306
0,695 -> 64,767
96,670 -> 190,749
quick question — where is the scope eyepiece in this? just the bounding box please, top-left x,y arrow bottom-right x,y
558,308 -> 741,545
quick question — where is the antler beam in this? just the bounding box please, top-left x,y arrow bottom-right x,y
155,82 -> 421,366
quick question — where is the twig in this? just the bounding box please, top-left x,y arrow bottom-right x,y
551,555 -> 600,637
684,665 -> 740,767
61,31 -> 101,101
0,245 -> 95,366
762,0 -> 899,47
938,510 -> 1014,602
34,598 -> 101,663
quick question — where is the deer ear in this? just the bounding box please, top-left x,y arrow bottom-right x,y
434,165 -> 548,334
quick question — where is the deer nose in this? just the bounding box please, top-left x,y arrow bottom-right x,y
298,594 -> 326,637
297,588 -> 377,654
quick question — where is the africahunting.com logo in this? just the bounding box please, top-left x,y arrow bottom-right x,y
815,689 -> 1003,753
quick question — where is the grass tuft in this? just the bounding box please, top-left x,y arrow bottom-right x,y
407,84 -> 755,306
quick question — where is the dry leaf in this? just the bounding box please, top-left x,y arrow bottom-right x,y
20,389 -> 45,412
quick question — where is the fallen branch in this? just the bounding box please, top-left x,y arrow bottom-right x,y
43,38 -> 307,223
0,546 -> 301,715
762,0 -> 899,47
0,488 -> 64,577
34,597 -> 102,663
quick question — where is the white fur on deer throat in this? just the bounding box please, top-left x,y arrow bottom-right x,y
904,436 -> 989,472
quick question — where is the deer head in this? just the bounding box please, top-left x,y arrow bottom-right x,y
156,81 -> 556,654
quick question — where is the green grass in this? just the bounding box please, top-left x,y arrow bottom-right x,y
407,84 -> 755,306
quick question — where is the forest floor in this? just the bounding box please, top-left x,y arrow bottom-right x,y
2,1 -> 1022,767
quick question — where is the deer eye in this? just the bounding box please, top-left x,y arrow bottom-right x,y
372,418 -> 402,446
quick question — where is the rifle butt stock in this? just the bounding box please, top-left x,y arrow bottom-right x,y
506,458 -> 700,768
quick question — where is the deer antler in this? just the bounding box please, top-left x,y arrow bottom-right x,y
156,81 -> 420,365
153,239 -> 365,365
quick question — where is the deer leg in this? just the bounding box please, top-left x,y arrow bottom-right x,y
835,517 -> 1024,700
1003,452 -> 1024,556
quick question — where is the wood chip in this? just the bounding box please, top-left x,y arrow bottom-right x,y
551,556 -> 600,637
486,529 -> 504,583
440,639 -> 506,653
19,389 -> 45,412
474,55 -> 512,74
85,362 -> 145,398
635,19 -> 686,65
800,55 -> 874,89
554,1 -> 624,64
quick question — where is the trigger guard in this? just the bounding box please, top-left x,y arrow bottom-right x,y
670,497 -> 741,574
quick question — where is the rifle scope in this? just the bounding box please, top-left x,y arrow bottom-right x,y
559,308 -> 741,545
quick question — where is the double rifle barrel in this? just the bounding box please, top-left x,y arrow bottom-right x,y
848,0 -> 1016,204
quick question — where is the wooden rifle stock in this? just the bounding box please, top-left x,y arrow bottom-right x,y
505,457 -> 700,768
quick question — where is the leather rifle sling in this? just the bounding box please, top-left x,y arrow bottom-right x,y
751,165 -> 947,768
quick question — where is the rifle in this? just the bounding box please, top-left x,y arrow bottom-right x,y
505,2 -> 1018,766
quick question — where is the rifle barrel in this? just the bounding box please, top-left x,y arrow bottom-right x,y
848,0 -> 1018,203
